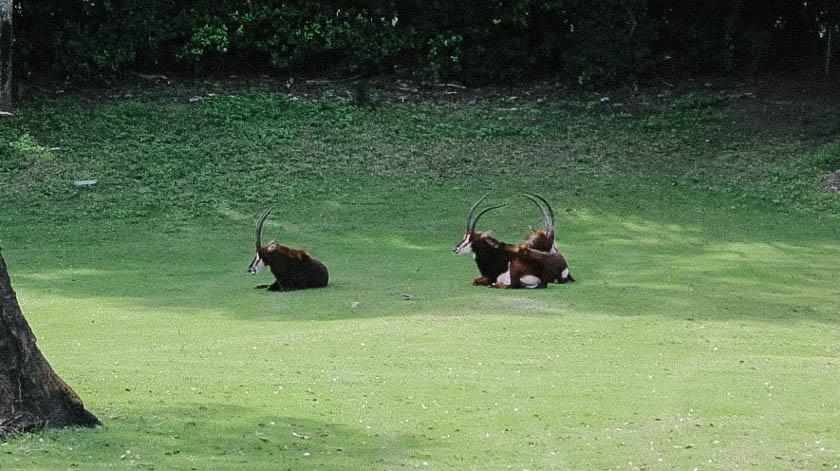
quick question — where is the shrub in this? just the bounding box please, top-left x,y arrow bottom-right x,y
11,1 -> 836,86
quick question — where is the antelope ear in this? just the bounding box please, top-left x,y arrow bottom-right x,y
529,225 -> 537,233
479,230 -> 493,239
267,240 -> 277,252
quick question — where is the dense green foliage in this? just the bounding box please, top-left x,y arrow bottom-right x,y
0,89 -> 838,469
13,0 -> 840,85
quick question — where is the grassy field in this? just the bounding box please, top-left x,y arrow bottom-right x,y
1,79 -> 839,470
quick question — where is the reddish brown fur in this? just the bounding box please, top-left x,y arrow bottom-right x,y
250,206 -> 328,292
486,241 -> 574,289
506,247 -> 574,288
256,243 -> 329,291
456,194 -> 572,288
463,231 -> 517,286
521,229 -> 554,252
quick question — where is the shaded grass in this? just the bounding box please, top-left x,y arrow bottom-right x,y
1,89 -> 839,469
3,90 -> 839,222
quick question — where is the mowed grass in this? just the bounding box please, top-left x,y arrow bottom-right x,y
1,85 -> 839,470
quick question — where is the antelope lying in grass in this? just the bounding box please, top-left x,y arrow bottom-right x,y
452,194 -> 515,286
248,207 -> 329,291
520,192 -> 557,253
492,239 -> 574,288
454,194 -> 574,288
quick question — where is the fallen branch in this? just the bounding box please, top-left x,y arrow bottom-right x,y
436,83 -> 467,89
131,72 -> 169,81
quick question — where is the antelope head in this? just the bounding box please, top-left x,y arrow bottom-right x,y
248,206 -> 275,274
521,192 -> 557,253
453,194 -> 506,254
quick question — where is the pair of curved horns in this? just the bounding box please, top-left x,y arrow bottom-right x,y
255,206 -> 274,250
466,193 -> 506,232
522,192 -> 554,234
466,193 -> 554,233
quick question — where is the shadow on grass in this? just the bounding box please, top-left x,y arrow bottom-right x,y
1,402 -> 429,470
572,212 -> 840,324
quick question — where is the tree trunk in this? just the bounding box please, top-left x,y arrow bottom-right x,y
0,247 -> 100,435
0,0 -> 12,111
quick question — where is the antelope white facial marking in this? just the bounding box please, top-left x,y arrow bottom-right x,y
561,267 -> 570,280
249,256 -> 266,275
453,233 -> 473,254
520,275 -> 540,289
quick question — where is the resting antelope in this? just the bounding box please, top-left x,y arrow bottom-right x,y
502,193 -> 574,288
454,194 -> 574,288
491,239 -> 574,288
248,207 -> 329,291
520,192 -> 557,253
453,194 -> 518,286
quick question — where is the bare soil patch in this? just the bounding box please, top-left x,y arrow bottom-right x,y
820,172 -> 840,192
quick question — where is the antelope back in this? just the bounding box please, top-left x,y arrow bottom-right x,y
522,230 -> 556,253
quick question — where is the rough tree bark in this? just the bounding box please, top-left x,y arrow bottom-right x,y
0,0 -> 12,111
0,247 -> 100,435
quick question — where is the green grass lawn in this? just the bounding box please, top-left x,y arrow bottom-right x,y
1,83 -> 839,469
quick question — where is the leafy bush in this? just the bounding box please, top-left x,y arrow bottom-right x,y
11,0 -> 837,85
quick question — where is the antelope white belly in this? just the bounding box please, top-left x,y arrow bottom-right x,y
520,275 -> 540,289
496,268 -> 511,286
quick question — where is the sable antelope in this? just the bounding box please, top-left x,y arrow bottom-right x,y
491,240 -> 575,289
248,207 -> 329,291
455,194 -> 575,288
497,193 -> 574,288
520,192 -> 557,253
453,194 -> 517,286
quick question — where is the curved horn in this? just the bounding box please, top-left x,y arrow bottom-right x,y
465,193 -> 489,231
255,206 -> 274,250
522,192 -> 554,234
471,203 -> 506,232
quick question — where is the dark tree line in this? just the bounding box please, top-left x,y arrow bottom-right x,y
11,1 -> 840,85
